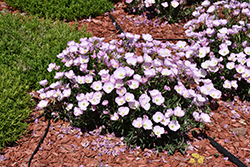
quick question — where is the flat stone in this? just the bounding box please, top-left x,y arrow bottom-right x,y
229,127 -> 247,136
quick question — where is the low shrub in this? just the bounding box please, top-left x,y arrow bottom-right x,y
125,0 -> 193,23
4,0 -> 115,21
0,65 -> 35,151
184,0 -> 250,100
35,33 -> 216,154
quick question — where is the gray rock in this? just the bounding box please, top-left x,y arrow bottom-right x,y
229,127 -> 247,136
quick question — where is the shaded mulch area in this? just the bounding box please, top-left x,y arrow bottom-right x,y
1,0 -> 250,166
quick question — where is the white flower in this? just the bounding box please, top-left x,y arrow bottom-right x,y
171,0 -> 179,8
168,120 -> 180,132
161,2 -> 168,8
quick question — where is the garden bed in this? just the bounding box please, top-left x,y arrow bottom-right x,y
0,0 -> 250,166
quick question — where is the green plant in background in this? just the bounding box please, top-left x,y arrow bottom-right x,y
0,12 -> 91,90
0,12 -> 91,151
4,0 -> 115,21
0,65 -> 35,151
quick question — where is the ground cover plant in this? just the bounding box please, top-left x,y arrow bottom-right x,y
0,12 -> 91,151
0,64 -> 35,151
4,0 -> 115,21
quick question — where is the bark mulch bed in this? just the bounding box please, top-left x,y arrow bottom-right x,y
1,0 -> 250,166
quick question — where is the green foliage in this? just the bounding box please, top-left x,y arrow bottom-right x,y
0,12 -> 91,90
0,12 -> 91,150
4,0 -> 115,21
0,65 -> 35,151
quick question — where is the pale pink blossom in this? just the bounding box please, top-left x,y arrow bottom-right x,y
111,112 -> 119,121
153,112 -> 164,123
168,120 -> 180,131
103,82 -> 114,94
118,107 -> 129,117
153,125 -> 165,138
132,117 -> 143,128
74,107 -> 82,116
142,118 -> 153,130
173,106 -> 185,117
39,79 -> 48,86
37,100 -> 49,109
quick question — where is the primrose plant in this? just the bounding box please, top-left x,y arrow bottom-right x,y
125,0 -> 191,23
36,33 -> 216,154
184,0 -> 250,100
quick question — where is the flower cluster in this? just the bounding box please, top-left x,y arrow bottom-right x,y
125,0 -> 188,23
35,32 -> 214,152
184,0 -> 250,99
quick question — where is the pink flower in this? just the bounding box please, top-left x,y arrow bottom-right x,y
78,99 -> 89,110
37,100 -> 49,109
153,125 -> 165,138
47,63 -> 56,72
193,111 -> 200,121
171,0 -> 179,8
91,81 -> 102,91
223,80 -> 231,89
102,100 -> 109,106
132,117 -> 143,128
85,74 -> 93,83
200,113 -> 211,123
65,103 -> 73,111
124,92 -> 135,102
142,118 -> 153,130
114,79 -> 124,89
209,89 -> 221,99
152,94 -> 164,105
165,108 -> 174,118
114,67 -> 126,80
128,100 -> 140,109
111,112 -> 119,121
173,106 -> 185,117
39,79 -> 48,86
149,89 -> 161,97
118,107 -> 129,117
74,107 -> 83,116
115,96 -> 126,106
231,80 -> 238,89
125,0 -> 133,4
142,34 -> 153,41
103,82 -> 114,94
62,89 -> 71,98
76,93 -> 85,101
139,93 -> 151,111
168,120 -> 180,132
127,79 -> 139,89
160,117 -> 170,126
65,70 -> 75,79
161,2 -> 168,8
153,112 -> 164,123
54,72 -> 64,79
116,87 -> 127,96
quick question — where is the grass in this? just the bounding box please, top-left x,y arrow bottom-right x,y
0,3 -> 97,151
4,0 -> 115,21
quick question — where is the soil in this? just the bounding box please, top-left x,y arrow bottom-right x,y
1,0 -> 250,166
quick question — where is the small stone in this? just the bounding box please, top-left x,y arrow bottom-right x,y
229,128 -> 247,136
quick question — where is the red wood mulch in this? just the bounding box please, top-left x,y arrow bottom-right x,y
1,0 -> 250,166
